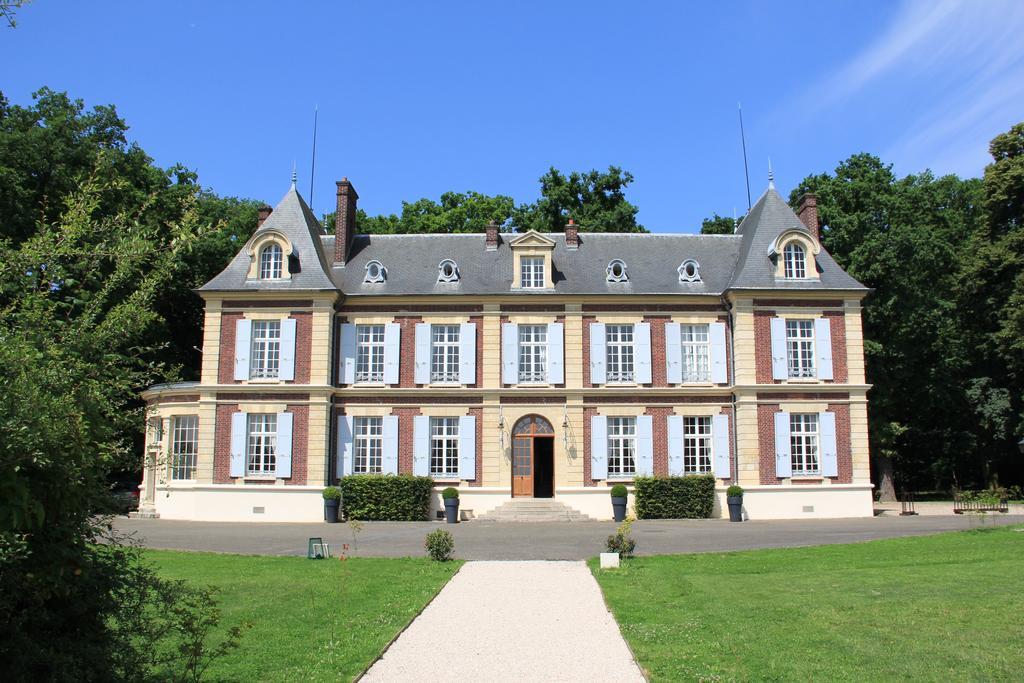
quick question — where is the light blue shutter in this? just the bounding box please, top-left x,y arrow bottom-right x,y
815,317 -> 834,380
635,415 -> 653,476
547,322 -> 564,384
458,322 -> 476,385
665,323 -> 682,384
775,411 -> 792,478
589,322 -> 607,384
279,318 -> 297,381
459,415 -> 476,480
234,319 -> 252,380
383,323 -> 401,385
382,415 -> 399,474
339,324 -> 356,385
820,411 -> 838,477
414,323 -> 431,385
591,415 -> 608,480
275,412 -> 293,478
667,415 -> 684,476
712,413 -> 730,479
337,415 -> 354,477
501,323 -> 519,385
709,322 -> 727,384
413,416 -> 430,477
634,322 -> 652,384
770,318 -> 789,380
229,412 -> 247,477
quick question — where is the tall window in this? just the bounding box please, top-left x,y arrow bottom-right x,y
259,243 -> 283,279
356,325 -> 385,383
680,324 -> 710,382
606,324 -> 635,382
430,417 -> 460,477
521,256 -> 545,288
353,417 -> 383,474
607,417 -> 637,478
170,415 -> 198,480
683,416 -> 712,474
250,320 -> 281,379
431,325 -> 460,383
786,320 -> 816,378
518,325 -> 547,383
784,242 -> 806,279
247,414 -> 277,476
790,413 -> 819,475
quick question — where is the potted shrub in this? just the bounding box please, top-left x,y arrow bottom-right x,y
610,483 -> 628,522
726,484 -> 744,522
442,487 -> 460,524
322,486 -> 341,523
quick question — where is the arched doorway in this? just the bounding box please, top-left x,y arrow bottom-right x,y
512,415 -> 555,498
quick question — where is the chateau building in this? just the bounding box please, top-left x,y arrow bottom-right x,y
138,175 -> 873,521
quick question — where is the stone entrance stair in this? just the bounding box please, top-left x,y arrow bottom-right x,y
476,499 -> 593,522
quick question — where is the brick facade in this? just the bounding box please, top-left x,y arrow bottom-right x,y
218,312 -> 242,384
291,312 -> 312,384
213,403 -> 239,483
284,404 -> 308,485
754,310 -> 775,384
828,403 -> 853,484
468,406 -> 483,486
583,406 -> 596,486
397,316 -> 423,388
644,406 -> 672,475
644,316 -> 670,387
758,403 -> 782,485
391,406 -> 422,474
825,311 -> 848,383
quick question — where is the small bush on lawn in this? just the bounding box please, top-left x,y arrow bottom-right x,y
606,518 -> 636,558
340,474 -> 433,521
425,529 -> 455,561
634,474 -> 716,519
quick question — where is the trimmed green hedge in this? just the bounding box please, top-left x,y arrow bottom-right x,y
339,474 -> 434,521
634,474 -> 716,519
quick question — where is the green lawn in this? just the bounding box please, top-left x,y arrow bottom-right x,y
147,550 -> 461,681
590,526 -> 1024,681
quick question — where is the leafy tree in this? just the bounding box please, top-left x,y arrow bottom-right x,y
700,212 -> 740,235
513,166 -> 645,233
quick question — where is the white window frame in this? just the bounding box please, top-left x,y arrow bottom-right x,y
246,413 -> 277,476
170,415 -> 198,480
353,417 -> 383,474
680,324 -> 710,383
430,324 -> 460,384
356,324 -> 385,383
250,320 -> 281,379
607,417 -> 637,478
259,243 -> 283,279
683,416 -> 712,474
606,324 -> 635,383
430,417 -> 460,477
521,256 -> 545,289
518,324 -> 548,383
790,413 -> 820,475
784,242 -> 806,279
786,320 -> 816,378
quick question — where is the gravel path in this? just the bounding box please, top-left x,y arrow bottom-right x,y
361,561 -> 645,682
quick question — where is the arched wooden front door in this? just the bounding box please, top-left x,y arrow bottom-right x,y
512,415 -> 555,498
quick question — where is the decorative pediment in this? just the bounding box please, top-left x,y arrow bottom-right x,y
508,230 -> 556,249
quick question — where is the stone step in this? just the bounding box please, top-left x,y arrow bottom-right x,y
476,499 -> 594,522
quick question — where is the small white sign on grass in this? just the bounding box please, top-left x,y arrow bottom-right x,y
599,552 -> 620,569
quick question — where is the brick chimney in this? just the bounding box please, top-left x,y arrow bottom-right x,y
257,205 -> 273,227
565,218 -> 579,250
334,178 -> 358,265
485,221 -> 499,251
797,193 -> 819,241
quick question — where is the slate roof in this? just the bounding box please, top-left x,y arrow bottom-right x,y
200,183 -> 866,296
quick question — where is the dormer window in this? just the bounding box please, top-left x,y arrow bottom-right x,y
364,260 -> 387,283
521,256 -> 545,289
259,243 -> 283,279
606,259 -> 628,283
678,259 -> 701,283
437,259 -> 459,283
784,242 -> 806,279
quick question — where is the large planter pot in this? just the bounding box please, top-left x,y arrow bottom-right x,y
324,498 -> 340,523
611,496 -> 628,523
444,498 -> 460,524
727,496 -> 743,522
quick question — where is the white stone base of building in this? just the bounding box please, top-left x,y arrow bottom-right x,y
723,484 -> 875,520
152,484 -> 326,522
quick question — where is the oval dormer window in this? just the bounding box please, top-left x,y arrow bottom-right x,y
606,259 -> 628,283
678,259 -> 701,283
364,260 -> 387,283
438,259 -> 459,283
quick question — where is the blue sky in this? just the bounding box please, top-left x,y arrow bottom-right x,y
3,0 -> 1023,233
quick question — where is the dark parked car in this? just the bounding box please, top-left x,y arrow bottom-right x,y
102,474 -> 141,515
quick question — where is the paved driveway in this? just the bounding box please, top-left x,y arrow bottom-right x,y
112,513 -> 1022,560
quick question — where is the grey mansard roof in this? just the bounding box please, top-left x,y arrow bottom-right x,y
200,183 -> 866,296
